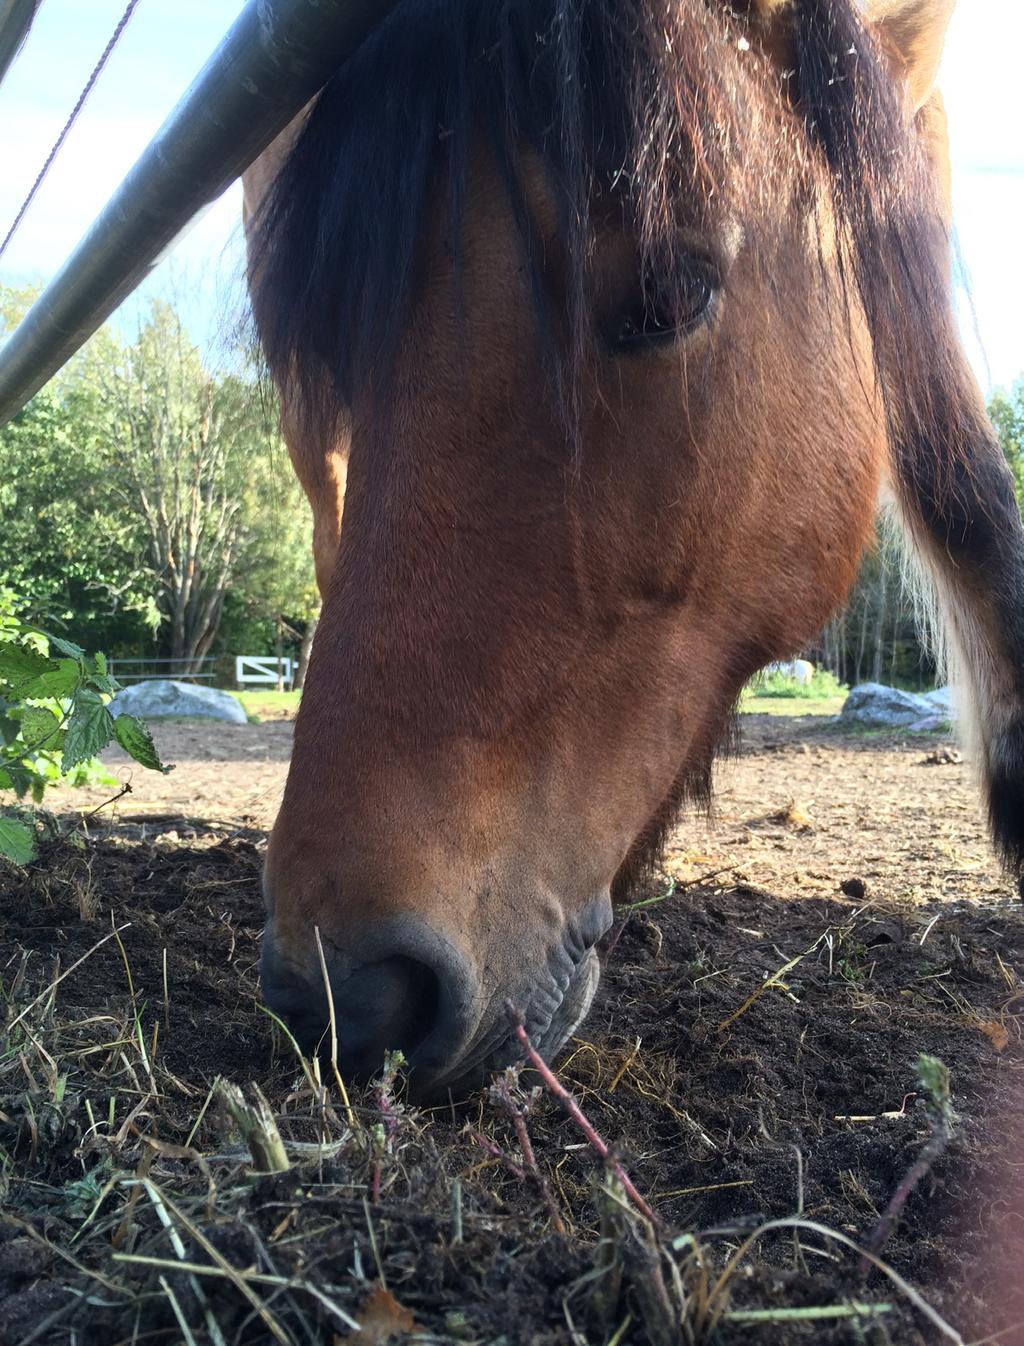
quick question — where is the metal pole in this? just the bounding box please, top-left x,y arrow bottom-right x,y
0,0 -> 399,427
0,0 -> 41,89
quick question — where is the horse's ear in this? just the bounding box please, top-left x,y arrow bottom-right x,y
744,0 -> 954,113
867,0 -> 956,111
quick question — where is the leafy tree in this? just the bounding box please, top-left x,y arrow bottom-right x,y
0,286 -> 317,672
102,303 -> 317,670
0,382 -> 159,649
988,382 -> 1024,506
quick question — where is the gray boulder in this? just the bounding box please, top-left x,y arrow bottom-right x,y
110,680 -> 248,724
921,685 -> 956,720
840,682 -> 934,727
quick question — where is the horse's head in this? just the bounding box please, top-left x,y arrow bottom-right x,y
248,0 -> 1024,1095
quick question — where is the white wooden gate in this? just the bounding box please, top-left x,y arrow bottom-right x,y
235,655 -> 294,689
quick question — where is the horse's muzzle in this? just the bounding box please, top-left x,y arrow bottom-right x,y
260,914 -> 477,1087
260,895 -> 612,1096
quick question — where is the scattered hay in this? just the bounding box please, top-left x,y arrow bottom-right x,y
2,823 -> 1023,1345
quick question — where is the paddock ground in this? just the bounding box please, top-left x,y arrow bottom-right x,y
2,711 -> 1022,1345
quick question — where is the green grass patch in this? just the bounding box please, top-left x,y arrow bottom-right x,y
739,666 -> 847,718
739,693 -> 847,717
748,667 -> 848,700
230,689 -> 302,723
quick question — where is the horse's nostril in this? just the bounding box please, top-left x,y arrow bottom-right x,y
260,923 -> 471,1085
332,955 -> 441,1068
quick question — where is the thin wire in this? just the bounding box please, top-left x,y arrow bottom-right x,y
0,0 -> 143,262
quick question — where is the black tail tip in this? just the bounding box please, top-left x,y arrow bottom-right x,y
987,720 -> 1024,896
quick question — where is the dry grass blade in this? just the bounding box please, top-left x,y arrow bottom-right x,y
314,923 -> 358,1131
141,1178 -> 229,1346
697,1216 -> 963,1344
113,1253 -> 361,1332
7,923 -> 131,1032
724,1302 -> 894,1322
159,1273 -> 201,1346
7,1213 -> 126,1295
143,1178 -> 291,1345
717,933 -> 826,1033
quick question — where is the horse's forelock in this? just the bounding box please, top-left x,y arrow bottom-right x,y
248,0 -> 775,439
250,0 -> 961,455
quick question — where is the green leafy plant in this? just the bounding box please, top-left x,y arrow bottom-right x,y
0,599 -> 168,863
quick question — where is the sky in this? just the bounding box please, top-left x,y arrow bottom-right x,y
0,0 -> 1020,391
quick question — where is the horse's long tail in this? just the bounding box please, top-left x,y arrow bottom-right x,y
894,367 -> 1024,888
790,0 -> 1024,889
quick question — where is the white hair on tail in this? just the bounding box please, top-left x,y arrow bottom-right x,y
884,481 -> 1007,802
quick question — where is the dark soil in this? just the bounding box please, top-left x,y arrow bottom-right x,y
2,719 -> 1024,1346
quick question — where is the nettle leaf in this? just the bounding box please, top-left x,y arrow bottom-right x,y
62,692 -> 115,771
19,659 -> 83,700
87,669 -> 121,696
45,633 -> 85,660
0,763 -> 32,799
113,715 -> 168,773
19,706 -> 63,750
0,711 -> 19,747
0,815 -> 36,865
0,644 -> 53,691
12,620 -> 86,662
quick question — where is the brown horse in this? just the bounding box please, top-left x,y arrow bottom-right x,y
243,0 -> 1024,1096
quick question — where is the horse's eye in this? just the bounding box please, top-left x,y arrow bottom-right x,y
608,261 -> 716,354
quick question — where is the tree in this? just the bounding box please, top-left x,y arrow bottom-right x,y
2,284 -> 319,673
94,304 -> 246,670
0,327 -> 159,652
988,383 -> 1024,507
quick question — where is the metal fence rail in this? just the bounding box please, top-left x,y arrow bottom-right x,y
0,0 -> 40,90
0,0 -> 398,427
107,656 -> 217,684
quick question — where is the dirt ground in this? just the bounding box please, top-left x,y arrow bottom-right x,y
2,712 -> 1023,1346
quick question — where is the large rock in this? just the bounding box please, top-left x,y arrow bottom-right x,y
110,680 -> 248,724
840,682 -> 934,727
921,686 -> 956,719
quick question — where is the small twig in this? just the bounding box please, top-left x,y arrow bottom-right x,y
859,1056 -> 955,1273
491,1069 -> 566,1232
608,1037 -> 642,1093
508,1004 -> 660,1228
370,1049 -> 405,1202
66,783 -> 134,835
